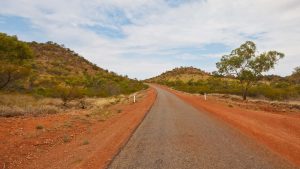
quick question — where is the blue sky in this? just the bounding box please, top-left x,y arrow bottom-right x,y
0,0 -> 300,79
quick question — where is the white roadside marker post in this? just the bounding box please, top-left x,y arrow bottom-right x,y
133,94 -> 136,103
204,93 -> 207,101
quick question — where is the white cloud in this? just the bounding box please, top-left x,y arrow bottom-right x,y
0,0 -> 300,79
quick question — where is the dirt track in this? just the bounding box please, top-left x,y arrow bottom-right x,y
108,85 -> 297,169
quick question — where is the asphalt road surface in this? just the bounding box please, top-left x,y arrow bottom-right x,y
108,86 -> 297,169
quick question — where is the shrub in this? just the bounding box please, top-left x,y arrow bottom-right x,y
82,140 -> 89,145
63,135 -> 71,143
56,85 -> 84,106
36,125 -> 44,130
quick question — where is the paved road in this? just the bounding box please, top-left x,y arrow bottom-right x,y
108,86 -> 297,169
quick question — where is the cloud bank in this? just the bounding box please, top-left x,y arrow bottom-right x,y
0,0 -> 300,79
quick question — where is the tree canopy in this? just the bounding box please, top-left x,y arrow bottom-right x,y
216,41 -> 284,100
0,33 -> 33,63
0,33 -> 34,89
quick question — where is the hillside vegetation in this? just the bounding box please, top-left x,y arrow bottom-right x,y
147,66 -> 300,100
0,33 -> 146,99
147,66 -> 210,83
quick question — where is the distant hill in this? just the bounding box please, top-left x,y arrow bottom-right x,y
0,33 -> 146,97
146,66 -> 210,83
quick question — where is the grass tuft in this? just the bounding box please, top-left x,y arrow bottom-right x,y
82,140 -> 89,145
63,135 -> 71,143
36,125 -> 44,130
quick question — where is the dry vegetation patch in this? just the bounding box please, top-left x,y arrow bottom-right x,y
0,91 -> 141,117
0,93 -> 62,117
209,93 -> 300,114
0,88 -> 153,169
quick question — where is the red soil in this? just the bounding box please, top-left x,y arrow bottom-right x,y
0,88 -> 156,169
158,85 -> 300,167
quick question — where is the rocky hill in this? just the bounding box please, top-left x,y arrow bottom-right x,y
146,66 -> 210,83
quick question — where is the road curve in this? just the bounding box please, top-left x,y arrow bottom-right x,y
108,86 -> 297,169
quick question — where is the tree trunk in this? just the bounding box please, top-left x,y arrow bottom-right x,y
242,87 -> 248,101
0,72 -> 11,89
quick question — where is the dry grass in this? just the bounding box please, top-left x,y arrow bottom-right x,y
0,93 -> 62,117
82,140 -> 89,145
63,134 -> 71,143
209,93 -> 300,113
0,105 -> 60,117
0,89 -> 145,118
0,90 -> 141,117
210,93 -> 300,105
86,91 -> 147,120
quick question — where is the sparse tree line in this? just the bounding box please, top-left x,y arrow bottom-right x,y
160,73 -> 300,100
0,33 -> 146,105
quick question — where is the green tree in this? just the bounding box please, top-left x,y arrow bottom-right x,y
0,33 -> 33,89
216,41 -> 284,100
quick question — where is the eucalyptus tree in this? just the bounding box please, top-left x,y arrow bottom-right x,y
0,33 -> 33,89
216,41 -> 284,100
